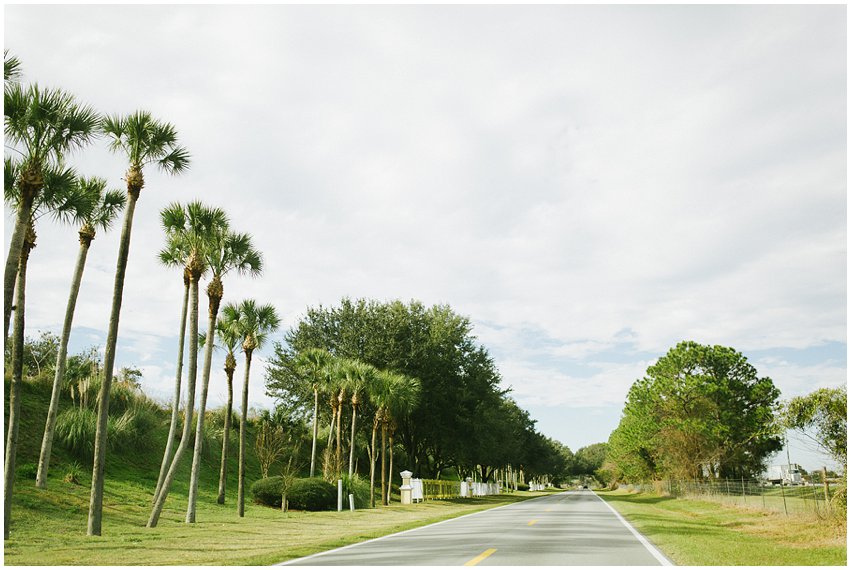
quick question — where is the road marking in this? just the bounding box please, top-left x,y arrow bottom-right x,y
545,507 -> 553,512
527,519 -> 538,525
464,548 -> 496,566
591,492 -> 673,566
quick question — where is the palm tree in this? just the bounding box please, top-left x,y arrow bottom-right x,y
233,299 -> 280,517
211,306 -> 242,504
4,160 -> 90,538
3,82 -> 99,344
186,229 -> 261,523
383,375 -> 421,505
35,177 -> 126,489
368,369 -> 396,508
294,348 -> 333,478
151,233 -> 192,504
346,360 -> 376,478
89,112 -> 189,536
326,359 -> 351,478
147,202 -> 224,529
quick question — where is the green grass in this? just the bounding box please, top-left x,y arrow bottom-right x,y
4,375 -> 544,565
598,489 -> 847,566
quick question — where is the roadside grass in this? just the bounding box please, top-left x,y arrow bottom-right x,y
598,489 -> 847,566
5,482 -> 543,565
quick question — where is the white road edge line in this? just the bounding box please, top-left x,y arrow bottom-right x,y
277,492 -> 562,566
591,491 -> 674,566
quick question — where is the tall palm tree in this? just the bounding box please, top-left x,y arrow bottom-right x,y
384,375 -> 421,505
186,229 -> 261,523
294,348 -> 333,478
346,360 -> 376,478
147,202 -> 224,529
36,177 -> 126,489
4,160 -> 89,538
326,359 -> 352,478
90,112 -> 189,536
233,299 -> 280,517
368,369 -> 396,508
211,306 -> 242,504
3,82 -> 99,344
151,233 -> 192,504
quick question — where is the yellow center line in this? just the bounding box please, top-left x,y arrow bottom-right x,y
528,519 -> 538,526
464,548 -> 497,566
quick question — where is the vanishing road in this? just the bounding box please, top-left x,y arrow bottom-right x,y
281,490 -> 672,566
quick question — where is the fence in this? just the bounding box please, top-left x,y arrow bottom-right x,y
621,479 -> 840,517
412,479 -> 501,501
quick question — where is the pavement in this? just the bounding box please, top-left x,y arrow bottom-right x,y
280,490 -> 672,566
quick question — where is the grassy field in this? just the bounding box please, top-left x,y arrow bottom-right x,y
3,375 -> 544,565
598,489 -> 847,566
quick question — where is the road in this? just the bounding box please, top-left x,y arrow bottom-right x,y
281,490 -> 671,566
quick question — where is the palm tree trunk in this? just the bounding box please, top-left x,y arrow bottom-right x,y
309,389 -> 318,478
153,278 -> 189,504
36,235 -> 92,489
335,399 -> 343,478
369,421 -> 378,508
88,189 -> 139,537
147,275 -> 200,528
217,366 -> 234,504
237,349 -> 254,517
3,189 -> 35,344
186,295 -> 220,523
381,423 -> 387,506
4,240 -> 31,538
348,404 -> 358,478
387,432 -> 394,505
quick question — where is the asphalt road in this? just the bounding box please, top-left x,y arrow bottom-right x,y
281,490 -> 671,566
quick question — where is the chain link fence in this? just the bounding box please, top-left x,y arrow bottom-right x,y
621,479 -> 841,517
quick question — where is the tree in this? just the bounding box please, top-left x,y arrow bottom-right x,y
4,50 -> 22,84
147,202 -> 223,528
291,348 -> 333,478
35,179 -> 125,489
383,373 -> 421,505
345,359 -> 376,478
88,112 -> 189,536
233,299 -> 280,517
210,305 -> 242,504
606,341 -> 782,482
4,161 -> 93,539
3,83 -> 99,344
186,228 -> 261,523
783,386 -> 847,470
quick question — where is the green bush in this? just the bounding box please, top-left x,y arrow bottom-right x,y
342,473 -> 371,508
55,408 -> 98,458
18,462 -> 38,479
251,477 -> 336,511
111,404 -> 160,451
517,482 -> 530,491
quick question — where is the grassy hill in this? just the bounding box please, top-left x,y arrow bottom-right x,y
4,371 -> 265,537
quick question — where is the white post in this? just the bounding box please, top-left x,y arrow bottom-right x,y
337,479 -> 343,512
400,470 -> 413,505
349,493 -> 355,511
466,477 -> 473,498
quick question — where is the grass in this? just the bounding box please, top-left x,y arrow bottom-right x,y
597,489 -> 847,566
4,375 -> 544,565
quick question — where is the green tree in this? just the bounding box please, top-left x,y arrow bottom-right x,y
345,360 -> 377,478
36,179 -> 125,489
147,202 -> 224,528
89,112 -> 189,536
3,83 -> 99,343
209,306 -> 242,504
4,161 -> 93,539
291,348 -> 333,478
232,300 -> 280,517
186,228 -> 261,523
607,341 -> 782,482
382,373 -> 421,505
783,386 -> 847,470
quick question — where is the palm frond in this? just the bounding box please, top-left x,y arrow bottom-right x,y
4,50 -> 22,84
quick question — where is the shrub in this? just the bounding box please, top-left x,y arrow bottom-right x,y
111,404 -> 160,452
341,473 -> 371,508
64,461 -> 83,485
251,477 -> 336,511
517,483 -> 530,491
55,408 -> 98,458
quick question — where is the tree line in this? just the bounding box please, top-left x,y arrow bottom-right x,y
4,51 -> 280,537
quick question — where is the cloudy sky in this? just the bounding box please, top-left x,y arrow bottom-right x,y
5,5 -> 846,471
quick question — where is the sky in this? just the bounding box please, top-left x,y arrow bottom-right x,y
4,5 -> 846,472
